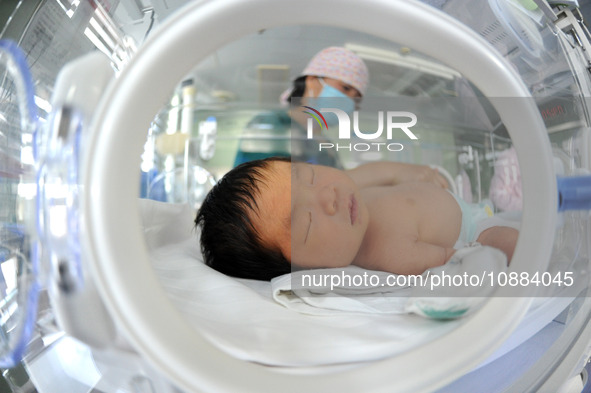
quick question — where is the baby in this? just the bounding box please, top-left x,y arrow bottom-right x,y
195,157 -> 518,280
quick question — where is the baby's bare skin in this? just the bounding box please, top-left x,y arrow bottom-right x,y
353,182 -> 518,275
253,161 -> 518,276
353,182 -> 461,275
475,226 -> 518,261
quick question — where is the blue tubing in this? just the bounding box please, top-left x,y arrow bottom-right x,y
557,175 -> 591,211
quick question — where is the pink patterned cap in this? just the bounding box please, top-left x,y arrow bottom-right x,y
302,47 -> 369,96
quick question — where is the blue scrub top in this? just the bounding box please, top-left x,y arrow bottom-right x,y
233,109 -> 341,168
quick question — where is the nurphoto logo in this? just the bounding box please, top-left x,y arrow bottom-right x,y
303,106 -> 419,152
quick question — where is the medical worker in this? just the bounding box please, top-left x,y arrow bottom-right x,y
233,46 -> 369,167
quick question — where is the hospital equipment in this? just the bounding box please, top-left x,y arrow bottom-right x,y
1,0 -> 591,391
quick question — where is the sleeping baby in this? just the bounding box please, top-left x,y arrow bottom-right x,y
195,157 -> 518,281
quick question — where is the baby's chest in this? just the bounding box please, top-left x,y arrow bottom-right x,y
365,192 -> 421,237
363,188 -> 457,243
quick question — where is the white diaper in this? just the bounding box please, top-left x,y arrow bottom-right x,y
450,193 -> 494,249
452,191 -> 521,249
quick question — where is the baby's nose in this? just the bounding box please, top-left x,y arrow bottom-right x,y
318,185 -> 337,215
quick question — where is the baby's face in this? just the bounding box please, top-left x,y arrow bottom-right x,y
252,161 -> 369,270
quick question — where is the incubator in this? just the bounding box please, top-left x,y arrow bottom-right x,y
1,0 -> 591,392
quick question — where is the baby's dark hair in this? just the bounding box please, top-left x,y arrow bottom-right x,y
195,156 -> 291,281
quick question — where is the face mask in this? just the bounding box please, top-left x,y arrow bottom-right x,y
309,78 -> 356,125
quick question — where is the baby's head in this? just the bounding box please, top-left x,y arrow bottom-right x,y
196,156 -> 367,280
195,156 -> 291,280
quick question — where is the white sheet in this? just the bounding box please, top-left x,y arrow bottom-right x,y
272,245 -> 508,319
139,199 -> 571,368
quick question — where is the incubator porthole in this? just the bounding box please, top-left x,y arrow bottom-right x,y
134,23 -> 535,372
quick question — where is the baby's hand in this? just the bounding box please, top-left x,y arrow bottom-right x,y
394,163 -> 449,189
348,161 -> 450,189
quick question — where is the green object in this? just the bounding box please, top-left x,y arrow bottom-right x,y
420,307 -> 469,320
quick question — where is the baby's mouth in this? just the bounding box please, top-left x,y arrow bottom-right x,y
349,194 -> 358,225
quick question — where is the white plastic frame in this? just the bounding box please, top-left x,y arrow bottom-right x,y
83,0 -> 556,392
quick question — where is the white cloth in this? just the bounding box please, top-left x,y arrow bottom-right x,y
272,244 -> 508,319
271,266 -> 411,315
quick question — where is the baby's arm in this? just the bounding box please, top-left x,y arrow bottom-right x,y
346,161 -> 448,189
